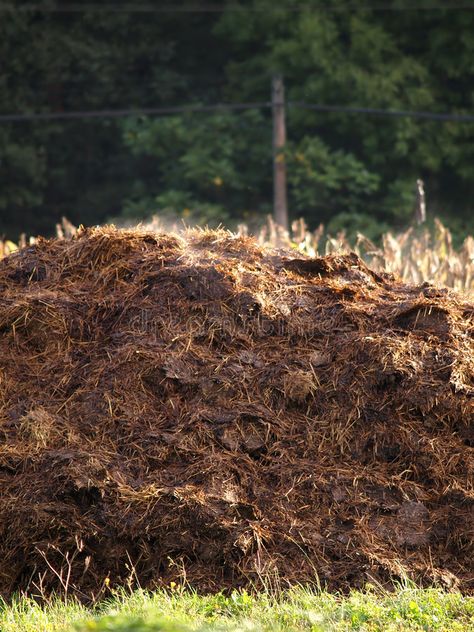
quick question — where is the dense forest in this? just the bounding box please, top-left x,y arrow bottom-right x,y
0,1 -> 473,240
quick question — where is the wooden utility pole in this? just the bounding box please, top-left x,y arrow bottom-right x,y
272,75 -> 289,230
414,178 -> 426,225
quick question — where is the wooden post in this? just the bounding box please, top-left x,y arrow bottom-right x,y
415,178 -> 426,225
272,75 -> 289,230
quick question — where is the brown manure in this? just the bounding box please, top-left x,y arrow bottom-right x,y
0,226 -> 472,599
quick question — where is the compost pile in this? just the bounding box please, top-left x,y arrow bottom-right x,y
0,227 -> 473,599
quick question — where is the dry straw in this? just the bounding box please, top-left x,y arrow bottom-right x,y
0,223 -> 472,600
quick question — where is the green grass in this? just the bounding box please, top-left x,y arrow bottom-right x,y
1,585 -> 473,632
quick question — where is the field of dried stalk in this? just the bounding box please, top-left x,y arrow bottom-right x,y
245,217 -> 474,294
2,217 -> 473,292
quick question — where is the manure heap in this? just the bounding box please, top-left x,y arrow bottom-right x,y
0,227 -> 473,598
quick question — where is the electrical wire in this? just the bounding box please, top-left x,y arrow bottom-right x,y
1,3 -> 473,11
0,102 -> 271,122
291,102 -> 474,121
0,101 -> 473,123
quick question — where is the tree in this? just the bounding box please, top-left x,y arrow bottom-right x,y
0,6 -> 222,237
0,1 -> 473,241
214,0 -> 474,238
121,108 -> 272,228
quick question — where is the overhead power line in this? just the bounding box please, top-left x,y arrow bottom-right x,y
291,102 -> 474,121
0,103 -> 272,122
0,3 -> 473,11
1,101 -> 473,123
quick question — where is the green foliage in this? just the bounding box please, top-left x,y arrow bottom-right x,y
0,131 -> 46,210
287,136 -> 380,225
326,212 -> 391,242
0,587 -> 473,632
0,8 -> 222,236
215,0 -> 474,235
121,109 -> 271,227
0,1 -> 473,239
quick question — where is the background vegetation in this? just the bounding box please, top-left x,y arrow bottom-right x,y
1,1 -> 473,240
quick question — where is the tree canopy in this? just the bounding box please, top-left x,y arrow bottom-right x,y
0,1 -> 473,240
